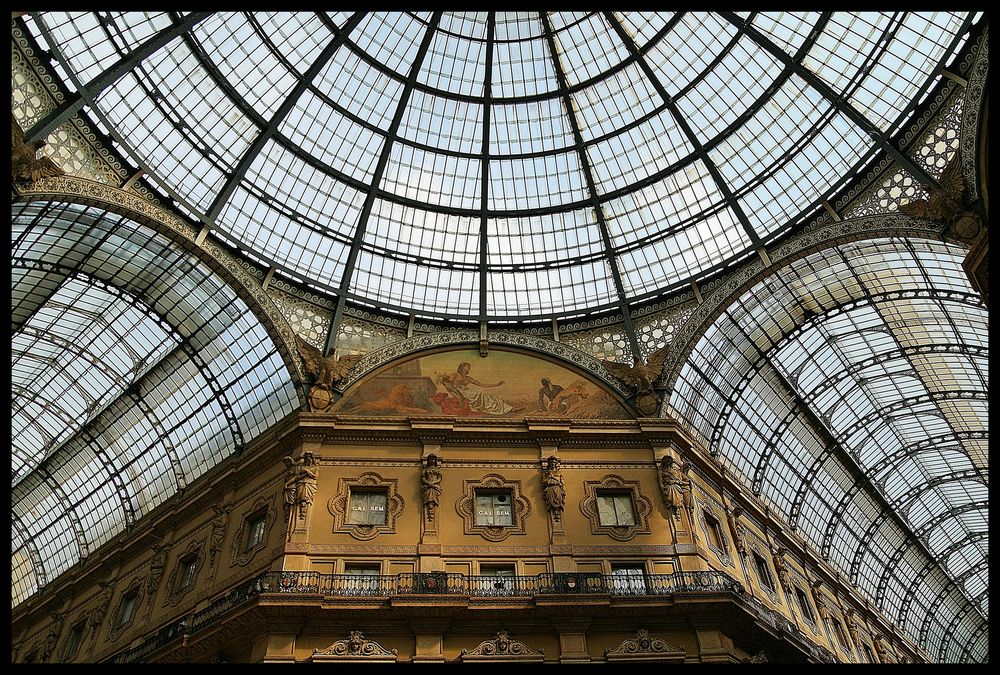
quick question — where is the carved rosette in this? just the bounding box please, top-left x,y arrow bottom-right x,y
460,630 -> 544,662
604,629 -> 685,662
455,474 -> 531,542
579,474 -> 653,541
311,630 -> 398,662
328,472 -> 405,541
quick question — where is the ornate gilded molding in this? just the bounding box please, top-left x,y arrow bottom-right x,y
960,26 -> 988,201
327,472 -> 405,541
579,474 -> 653,542
310,630 -> 398,662
14,178 -> 306,395
337,331 -> 630,398
459,630 -> 544,662
455,474 -> 532,542
230,496 -> 277,567
658,212 -> 945,401
603,628 -> 685,662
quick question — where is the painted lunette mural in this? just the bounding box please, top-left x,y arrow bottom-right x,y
333,349 -> 630,419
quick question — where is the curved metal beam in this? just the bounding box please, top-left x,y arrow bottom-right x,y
938,602 -> 982,663
11,517 -> 47,592
24,12 -> 213,144
895,531 -> 989,627
322,12 -> 442,357
958,623 -> 989,663
205,12 -> 367,223
477,12 -> 495,321
540,12 -> 641,360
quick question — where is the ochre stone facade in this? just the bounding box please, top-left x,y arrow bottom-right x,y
13,409 -> 923,664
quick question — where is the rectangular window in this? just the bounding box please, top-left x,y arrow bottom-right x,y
116,591 -> 139,628
752,552 -> 776,592
610,564 -> 647,595
177,555 -> 198,592
63,622 -> 85,660
704,512 -> 725,551
862,643 -> 876,663
245,511 -> 267,550
348,489 -> 388,525
596,492 -> 636,526
831,618 -> 849,649
475,491 -> 513,526
344,563 -> 381,595
795,587 -> 816,623
480,564 -> 517,595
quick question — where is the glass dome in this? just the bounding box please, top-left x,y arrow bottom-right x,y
24,11 -> 974,320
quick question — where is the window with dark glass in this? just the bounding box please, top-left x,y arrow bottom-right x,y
344,563 -> 381,595
795,587 -> 816,623
610,564 -> 647,595
244,510 -> 267,550
115,591 -> 139,628
752,552 -> 776,592
862,643 -> 876,663
348,489 -> 388,525
595,492 -> 636,526
63,622 -> 85,661
703,512 -> 725,551
831,618 -> 850,650
474,491 -> 513,526
177,555 -> 198,592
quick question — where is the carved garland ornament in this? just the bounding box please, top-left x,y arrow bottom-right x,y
311,630 -> 398,662
456,474 -> 532,542
459,630 -> 544,662
230,496 -> 277,567
579,474 -> 653,542
328,472 -> 405,541
603,628 -> 685,662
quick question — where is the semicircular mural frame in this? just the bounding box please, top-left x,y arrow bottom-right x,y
331,347 -> 635,420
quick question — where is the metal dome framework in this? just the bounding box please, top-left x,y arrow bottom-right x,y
10,11 -> 988,664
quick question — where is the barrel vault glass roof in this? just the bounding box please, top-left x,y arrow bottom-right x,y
12,11 -> 987,663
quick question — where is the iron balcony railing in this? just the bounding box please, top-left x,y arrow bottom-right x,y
255,569 -> 744,598
106,570 -> 743,663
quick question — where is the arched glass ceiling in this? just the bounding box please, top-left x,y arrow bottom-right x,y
11,200 -> 299,608
23,11 -> 975,319
669,238 -> 988,662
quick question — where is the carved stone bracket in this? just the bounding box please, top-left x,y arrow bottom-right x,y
603,628 -> 685,662
310,630 -> 398,662
459,630 -> 544,662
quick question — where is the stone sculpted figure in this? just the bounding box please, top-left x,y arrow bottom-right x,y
283,452 -> 318,529
420,454 -> 443,523
657,455 -> 685,517
541,456 -> 566,521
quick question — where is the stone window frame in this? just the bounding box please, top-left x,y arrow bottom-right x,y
579,474 -> 652,541
794,583 -> 820,632
328,472 -> 404,541
456,473 -> 531,542
231,496 -> 277,566
108,576 -> 144,642
164,539 -> 205,607
697,501 -> 734,567
748,542 -> 781,605
61,615 -> 88,661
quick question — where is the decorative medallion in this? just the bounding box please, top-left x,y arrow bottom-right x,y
604,628 -> 685,662
459,630 -> 544,662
